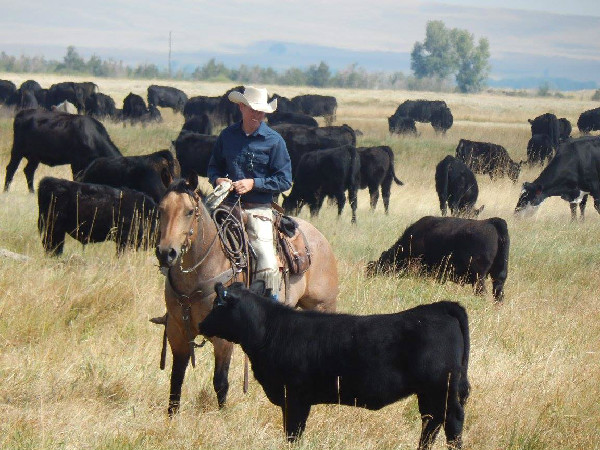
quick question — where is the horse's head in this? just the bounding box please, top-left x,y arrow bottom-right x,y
155,174 -> 201,271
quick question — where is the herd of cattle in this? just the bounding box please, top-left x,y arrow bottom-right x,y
2,77 -> 600,447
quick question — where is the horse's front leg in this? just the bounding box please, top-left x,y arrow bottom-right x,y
211,337 -> 234,408
167,324 -> 190,417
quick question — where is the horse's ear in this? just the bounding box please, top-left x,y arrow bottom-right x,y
249,280 -> 266,296
186,172 -> 198,191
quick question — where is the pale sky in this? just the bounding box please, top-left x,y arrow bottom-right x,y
1,1 -> 599,77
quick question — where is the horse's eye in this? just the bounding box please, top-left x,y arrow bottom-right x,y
186,209 -> 194,217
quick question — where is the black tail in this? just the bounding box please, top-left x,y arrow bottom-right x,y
382,145 -> 403,185
446,301 -> 471,405
487,217 -> 510,301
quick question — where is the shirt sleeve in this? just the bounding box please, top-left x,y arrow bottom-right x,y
253,135 -> 293,193
207,134 -> 226,187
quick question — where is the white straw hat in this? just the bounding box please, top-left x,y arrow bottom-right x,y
228,86 -> 277,113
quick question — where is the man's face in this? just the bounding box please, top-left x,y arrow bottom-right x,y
239,103 -> 266,126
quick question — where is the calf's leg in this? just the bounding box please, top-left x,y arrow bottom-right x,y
282,394 -> 311,442
4,154 -> 22,192
23,159 -> 40,193
211,337 -> 233,408
417,391 -> 445,450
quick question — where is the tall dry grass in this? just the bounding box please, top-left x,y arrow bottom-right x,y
0,73 -> 599,450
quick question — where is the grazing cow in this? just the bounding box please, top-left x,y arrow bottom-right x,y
200,281 -> 470,449
367,216 -> 509,301
183,95 -> 220,120
515,136 -> 600,221
267,111 -> 318,127
85,92 -> 117,119
0,79 -> 17,104
37,176 -> 157,256
173,132 -> 217,178
577,107 -> 600,134
147,85 -> 188,113
46,82 -> 91,112
430,106 -> 454,134
183,86 -> 243,126
282,144 -> 360,223
269,93 -> 301,113
78,149 -> 180,203
51,101 -> 78,114
272,123 -> 356,175
357,146 -> 404,213
19,80 -> 43,93
390,99 -> 452,133
526,134 -> 554,166
180,114 -> 213,135
528,113 -> 560,149
455,138 -> 521,182
291,94 -> 337,125
123,93 -> 161,125
558,118 -> 572,141
4,109 -> 122,192
16,89 -> 39,110
435,155 -> 482,217
388,115 -> 418,135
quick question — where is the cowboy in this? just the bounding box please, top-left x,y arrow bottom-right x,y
207,86 -> 292,301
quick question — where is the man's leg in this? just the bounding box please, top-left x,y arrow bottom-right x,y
245,206 -> 280,300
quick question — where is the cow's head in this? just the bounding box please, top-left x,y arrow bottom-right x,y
199,281 -> 266,344
514,182 -> 544,215
281,193 -> 302,216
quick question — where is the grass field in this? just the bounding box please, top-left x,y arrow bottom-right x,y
0,73 -> 599,450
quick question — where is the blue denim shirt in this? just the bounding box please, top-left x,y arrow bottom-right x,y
207,121 -> 292,204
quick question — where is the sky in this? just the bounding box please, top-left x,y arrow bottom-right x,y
1,1 -> 599,83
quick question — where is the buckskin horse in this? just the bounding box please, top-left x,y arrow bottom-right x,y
154,173 -> 339,416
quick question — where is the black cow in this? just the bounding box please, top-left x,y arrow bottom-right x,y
526,134 -> 554,166
272,123 -> 356,175
267,111 -> 318,127
0,79 -> 17,104
85,92 -> 117,119
367,216 -> 509,301
515,136 -> 600,221
180,114 -> 213,135
200,281 -> 470,449
4,80 -> 45,110
147,85 -> 188,113
558,118 -> 572,141
528,113 -> 560,149
435,155 -> 482,217
577,107 -> 600,134
388,115 -> 418,135
46,82 -> 96,112
20,80 -> 42,93
123,93 -> 161,125
357,146 -> 404,213
37,176 -> 157,256
173,132 -> 217,178
455,139 -> 521,182
282,144 -> 360,223
390,99 -> 452,133
430,106 -> 454,134
183,95 -> 221,120
183,86 -> 243,126
4,109 -> 122,192
78,150 -> 180,203
291,94 -> 337,125
269,93 -> 301,113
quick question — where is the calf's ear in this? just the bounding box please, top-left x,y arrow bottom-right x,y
249,280 -> 266,296
214,282 -> 228,306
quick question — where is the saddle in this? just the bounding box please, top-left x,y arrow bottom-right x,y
213,203 -> 312,284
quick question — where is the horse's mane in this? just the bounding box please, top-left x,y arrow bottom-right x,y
165,178 -> 210,204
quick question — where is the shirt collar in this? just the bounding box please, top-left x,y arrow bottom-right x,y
236,120 -> 268,138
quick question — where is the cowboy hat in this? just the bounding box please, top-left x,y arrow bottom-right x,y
228,86 -> 277,113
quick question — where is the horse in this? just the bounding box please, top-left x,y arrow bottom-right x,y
154,173 -> 339,416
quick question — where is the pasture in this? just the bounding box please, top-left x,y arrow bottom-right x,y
1,73 -> 599,450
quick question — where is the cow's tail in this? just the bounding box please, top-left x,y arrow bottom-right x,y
447,302 -> 471,406
435,158 -> 450,215
487,217 -> 510,301
382,146 -> 403,185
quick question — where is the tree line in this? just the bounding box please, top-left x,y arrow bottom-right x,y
0,21 -> 491,93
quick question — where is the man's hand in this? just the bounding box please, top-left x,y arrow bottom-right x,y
232,178 -> 255,195
216,178 -> 233,190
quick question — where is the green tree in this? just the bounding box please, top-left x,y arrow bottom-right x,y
306,61 -> 331,87
411,21 -> 491,93
61,46 -> 86,72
